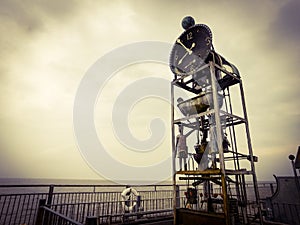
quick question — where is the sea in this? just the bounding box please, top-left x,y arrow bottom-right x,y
0,178 -> 174,195
0,177 -> 276,199
0,178 -> 116,185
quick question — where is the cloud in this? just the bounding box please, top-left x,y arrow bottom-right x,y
0,0 -> 80,31
268,0 -> 300,60
272,0 -> 300,42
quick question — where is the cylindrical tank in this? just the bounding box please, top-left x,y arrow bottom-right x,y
177,92 -> 223,116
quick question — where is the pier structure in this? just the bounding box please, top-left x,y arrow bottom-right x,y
170,17 -> 262,225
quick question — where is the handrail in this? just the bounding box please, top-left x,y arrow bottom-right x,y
41,206 -> 84,225
0,183 -> 177,188
0,182 -> 274,188
99,208 -> 173,219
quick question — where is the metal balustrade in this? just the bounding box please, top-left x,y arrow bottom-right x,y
0,182 -> 279,225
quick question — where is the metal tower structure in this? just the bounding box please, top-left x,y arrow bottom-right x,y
170,18 -> 262,225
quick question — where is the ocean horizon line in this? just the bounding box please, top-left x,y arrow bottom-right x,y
0,177 -> 275,186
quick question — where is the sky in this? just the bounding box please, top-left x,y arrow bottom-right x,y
0,0 -> 299,182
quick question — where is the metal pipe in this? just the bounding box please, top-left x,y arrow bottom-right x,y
171,81 -> 177,225
210,61 -> 230,225
239,80 -> 263,224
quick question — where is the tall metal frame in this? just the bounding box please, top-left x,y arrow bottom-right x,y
171,59 -> 262,225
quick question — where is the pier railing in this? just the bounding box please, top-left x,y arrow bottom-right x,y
35,199 -> 84,225
265,202 -> 300,225
0,182 -> 276,225
0,184 -> 175,225
0,190 -> 49,225
47,199 -> 173,224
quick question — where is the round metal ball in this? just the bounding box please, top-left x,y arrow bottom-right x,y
288,154 -> 295,161
182,16 -> 195,30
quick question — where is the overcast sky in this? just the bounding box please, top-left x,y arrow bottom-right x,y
0,0 -> 299,182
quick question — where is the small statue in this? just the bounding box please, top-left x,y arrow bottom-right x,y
176,124 -> 188,171
222,133 -> 231,153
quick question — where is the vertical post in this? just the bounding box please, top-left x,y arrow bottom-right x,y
210,61 -> 230,225
241,174 -> 249,224
173,174 -> 177,225
171,82 -> 176,175
108,215 -> 112,225
239,80 -> 262,224
175,185 -> 180,208
44,185 -> 54,225
35,199 -> 46,225
86,216 -> 98,225
136,195 -> 141,211
296,146 -> 300,174
288,155 -> 300,195
209,61 -> 225,174
136,195 -> 142,219
47,185 -> 54,206
270,183 -> 274,195
155,190 -> 158,211
171,81 -> 177,225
